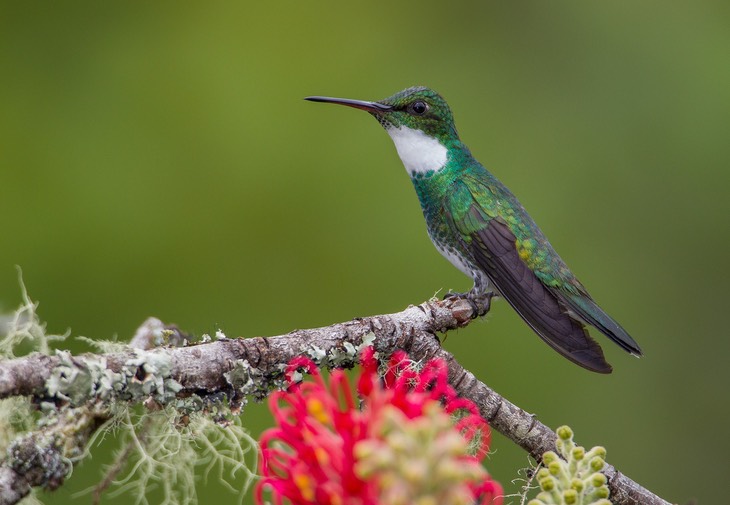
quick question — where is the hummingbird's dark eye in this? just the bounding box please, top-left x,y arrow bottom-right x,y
409,100 -> 428,116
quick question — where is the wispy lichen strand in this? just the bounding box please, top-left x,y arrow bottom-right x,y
0,269 -> 68,358
95,407 -> 256,505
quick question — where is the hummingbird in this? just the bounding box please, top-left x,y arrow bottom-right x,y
305,87 -> 642,373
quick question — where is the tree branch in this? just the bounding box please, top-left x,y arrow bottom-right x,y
0,297 -> 671,505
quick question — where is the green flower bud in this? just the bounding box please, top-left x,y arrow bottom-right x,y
571,446 -> 585,460
535,492 -> 552,503
563,489 -> 578,504
595,486 -> 609,499
571,478 -> 584,492
548,461 -> 562,475
591,472 -> 607,487
557,425 -> 573,441
539,476 -> 556,491
590,457 -> 605,472
542,451 -> 558,465
585,445 -> 606,461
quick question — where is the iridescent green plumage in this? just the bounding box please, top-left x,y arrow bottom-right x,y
306,87 -> 642,373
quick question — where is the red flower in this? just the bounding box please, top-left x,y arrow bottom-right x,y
256,348 -> 502,505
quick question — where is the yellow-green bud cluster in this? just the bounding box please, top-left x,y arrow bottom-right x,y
528,425 -> 610,505
355,401 -> 487,505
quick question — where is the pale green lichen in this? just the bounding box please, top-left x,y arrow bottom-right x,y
0,397 -> 34,454
122,349 -> 183,404
306,331 -> 377,369
527,426 -> 611,505
0,274 -> 70,500
37,330 -> 257,505
36,403 -> 108,462
306,344 -> 327,362
6,432 -> 70,489
3,399 -> 110,498
224,332 -> 379,409
224,359 -> 286,403
44,348 -> 183,408
356,331 -> 376,353
95,406 -> 257,505
76,335 -> 129,354
0,268 -> 68,358
328,345 -> 359,367
46,351 -> 121,405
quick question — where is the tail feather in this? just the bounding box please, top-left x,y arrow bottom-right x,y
558,292 -> 642,356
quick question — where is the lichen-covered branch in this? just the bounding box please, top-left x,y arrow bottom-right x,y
0,297 -> 671,505
0,402 -> 110,505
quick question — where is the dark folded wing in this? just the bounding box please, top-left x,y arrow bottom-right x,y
468,217 -> 612,373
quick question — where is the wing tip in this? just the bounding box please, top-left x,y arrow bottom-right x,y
592,364 -> 613,374
564,348 -> 613,374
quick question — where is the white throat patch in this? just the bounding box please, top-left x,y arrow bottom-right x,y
386,126 -> 448,175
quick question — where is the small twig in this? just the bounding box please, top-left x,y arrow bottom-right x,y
91,417 -> 153,505
518,462 -> 541,505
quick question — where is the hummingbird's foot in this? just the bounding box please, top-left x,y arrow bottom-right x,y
478,291 -> 496,314
443,290 -> 495,319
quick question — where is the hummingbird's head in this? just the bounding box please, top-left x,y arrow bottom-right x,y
306,87 -> 460,175
376,86 -> 457,141
305,87 -> 458,144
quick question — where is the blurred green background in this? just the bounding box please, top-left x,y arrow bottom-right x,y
1,1 -> 728,503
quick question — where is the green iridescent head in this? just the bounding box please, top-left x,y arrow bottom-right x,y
305,86 -> 459,143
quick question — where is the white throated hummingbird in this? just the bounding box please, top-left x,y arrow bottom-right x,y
306,87 -> 642,373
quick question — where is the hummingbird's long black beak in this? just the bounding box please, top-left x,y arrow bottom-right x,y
304,96 -> 392,113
